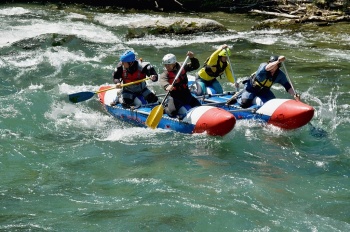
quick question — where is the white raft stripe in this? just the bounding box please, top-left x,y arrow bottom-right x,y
256,99 -> 289,116
103,88 -> 120,106
183,106 -> 213,124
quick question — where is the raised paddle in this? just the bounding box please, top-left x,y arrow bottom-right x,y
146,56 -> 190,129
281,62 -> 296,94
68,78 -> 149,103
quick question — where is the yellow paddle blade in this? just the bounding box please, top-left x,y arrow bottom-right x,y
146,105 -> 164,129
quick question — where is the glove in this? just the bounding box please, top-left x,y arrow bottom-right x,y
294,94 -> 300,101
115,83 -> 122,89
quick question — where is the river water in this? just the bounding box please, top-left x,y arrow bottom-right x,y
1,3 -> 349,231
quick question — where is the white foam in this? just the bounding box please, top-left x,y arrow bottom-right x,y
0,7 -> 30,16
125,32 -> 240,48
28,83 -> 44,90
103,127 -> 161,142
65,12 -> 87,20
0,104 -> 20,119
0,19 -> 120,48
59,83 -> 103,95
94,13 -> 180,27
4,47 -> 103,77
45,101 -> 113,130
321,48 -> 350,61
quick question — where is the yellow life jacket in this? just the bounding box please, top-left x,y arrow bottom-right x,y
251,72 -> 276,91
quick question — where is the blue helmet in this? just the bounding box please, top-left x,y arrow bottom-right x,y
120,50 -> 136,62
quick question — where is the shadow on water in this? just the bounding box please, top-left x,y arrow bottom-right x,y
308,122 -> 328,138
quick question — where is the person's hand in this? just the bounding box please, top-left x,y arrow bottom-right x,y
166,85 -> 174,91
187,51 -> 194,58
115,83 -> 122,89
221,44 -> 228,50
150,75 -> 157,81
235,82 -> 239,89
278,56 -> 286,63
294,93 -> 300,101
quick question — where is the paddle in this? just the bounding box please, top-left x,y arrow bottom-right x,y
282,62 -> 327,137
225,48 -> 239,92
226,88 -> 244,105
202,102 -> 227,106
68,78 -> 149,103
281,62 -> 296,94
146,56 -> 190,129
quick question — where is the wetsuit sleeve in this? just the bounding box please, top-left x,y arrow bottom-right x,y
275,71 -> 292,92
142,64 -> 158,82
206,48 -> 222,66
159,71 -> 170,91
184,57 -> 200,72
283,82 -> 292,92
112,62 -> 123,84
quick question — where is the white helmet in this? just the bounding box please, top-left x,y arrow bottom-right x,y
162,54 -> 176,65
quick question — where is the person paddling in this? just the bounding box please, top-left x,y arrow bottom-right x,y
239,55 -> 300,108
192,44 -> 239,96
112,50 -> 158,108
159,51 -> 201,119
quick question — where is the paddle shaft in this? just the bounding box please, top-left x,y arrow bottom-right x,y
69,77 -> 149,103
193,91 -> 236,99
95,77 -> 150,94
225,48 -> 239,92
202,102 -> 257,113
227,108 -> 257,113
282,62 -> 296,94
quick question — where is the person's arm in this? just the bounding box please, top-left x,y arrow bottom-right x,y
143,64 -> 158,82
184,51 -> 200,71
287,87 -> 300,101
159,71 -> 170,91
206,45 -> 226,66
224,65 -> 235,84
277,72 -> 301,101
112,63 -> 123,88
265,56 -> 285,71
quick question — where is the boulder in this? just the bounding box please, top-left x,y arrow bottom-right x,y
126,17 -> 227,38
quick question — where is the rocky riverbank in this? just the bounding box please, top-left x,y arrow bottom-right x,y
250,2 -> 350,30
5,0 -> 349,33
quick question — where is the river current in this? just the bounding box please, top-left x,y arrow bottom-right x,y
0,4 -> 349,231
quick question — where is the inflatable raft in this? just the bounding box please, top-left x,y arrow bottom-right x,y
201,93 -> 314,130
189,76 -> 314,130
97,86 -> 236,136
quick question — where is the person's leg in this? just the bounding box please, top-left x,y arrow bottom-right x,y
121,91 -> 135,108
164,96 -> 177,118
192,78 -> 207,96
261,90 -> 276,102
140,88 -> 158,103
240,90 -> 255,108
211,79 -> 223,94
189,95 -> 201,107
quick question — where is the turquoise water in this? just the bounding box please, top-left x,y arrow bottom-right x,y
1,4 -> 349,231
